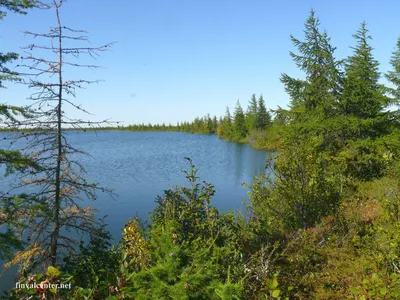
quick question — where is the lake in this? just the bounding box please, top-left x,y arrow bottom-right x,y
0,131 -> 269,291
68,131 -> 269,237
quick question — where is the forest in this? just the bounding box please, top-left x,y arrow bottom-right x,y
1,1 -> 400,299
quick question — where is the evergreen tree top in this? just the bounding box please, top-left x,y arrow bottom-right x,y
281,9 -> 343,114
346,22 -> 379,80
341,22 -> 390,118
385,36 -> 400,101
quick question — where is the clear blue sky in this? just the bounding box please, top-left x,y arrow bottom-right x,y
1,0 -> 399,125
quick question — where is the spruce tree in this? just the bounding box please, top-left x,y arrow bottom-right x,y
255,95 -> 270,130
341,22 -> 389,119
281,9 -> 343,116
217,107 -> 232,139
225,106 -> 232,125
279,10 -> 345,157
206,114 -> 213,133
245,93 -> 258,130
212,115 -> 218,133
233,100 -> 247,140
260,10 -> 345,231
338,22 -> 397,179
386,36 -> 400,101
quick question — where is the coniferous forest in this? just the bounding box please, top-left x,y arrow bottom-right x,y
2,1 -> 400,299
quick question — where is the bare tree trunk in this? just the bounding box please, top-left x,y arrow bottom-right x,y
50,3 -> 63,265
1,0 -> 115,272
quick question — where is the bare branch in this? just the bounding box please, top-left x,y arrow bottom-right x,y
2,0 -> 118,272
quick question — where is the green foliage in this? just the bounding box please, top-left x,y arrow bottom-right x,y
263,276 -> 285,299
0,52 -> 20,87
0,104 -> 34,123
121,113 -> 219,135
341,22 -> 389,118
386,37 -> 400,101
0,149 -> 41,176
350,273 -> 400,299
0,1 -> 39,85
242,11 -> 400,299
151,157 -> 216,236
218,107 -> 233,139
5,221 -> 120,299
255,95 -> 271,130
61,220 -> 120,298
249,140 -> 344,232
248,123 -> 284,151
0,0 -> 37,19
233,101 -> 247,141
334,22 -> 399,180
117,158 -> 247,299
0,228 -> 24,260
245,94 -> 258,131
121,218 -> 150,272
281,9 -> 343,115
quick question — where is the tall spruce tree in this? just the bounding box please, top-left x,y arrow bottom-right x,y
341,22 -> 390,119
225,106 -> 232,125
217,106 -> 232,139
279,9 -> 346,157
206,114 -> 213,133
281,9 -> 343,116
257,10 -> 345,231
386,37 -> 400,102
245,93 -> 258,131
233,100 -> 247,140
255,95 -> 271,130
338,22 -> 397,179
212,115 -> 218,133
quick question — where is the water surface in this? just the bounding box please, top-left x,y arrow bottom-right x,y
65,131 -> 269,238
0,131 -> 269,291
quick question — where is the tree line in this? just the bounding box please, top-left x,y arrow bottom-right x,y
111,94 -> 273,146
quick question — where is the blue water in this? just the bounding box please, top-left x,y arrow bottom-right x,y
0,131 -> 269,291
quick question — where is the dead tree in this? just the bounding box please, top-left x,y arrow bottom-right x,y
3,0 -> 115,272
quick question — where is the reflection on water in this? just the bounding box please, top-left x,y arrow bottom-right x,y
0,131 -> 270,291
